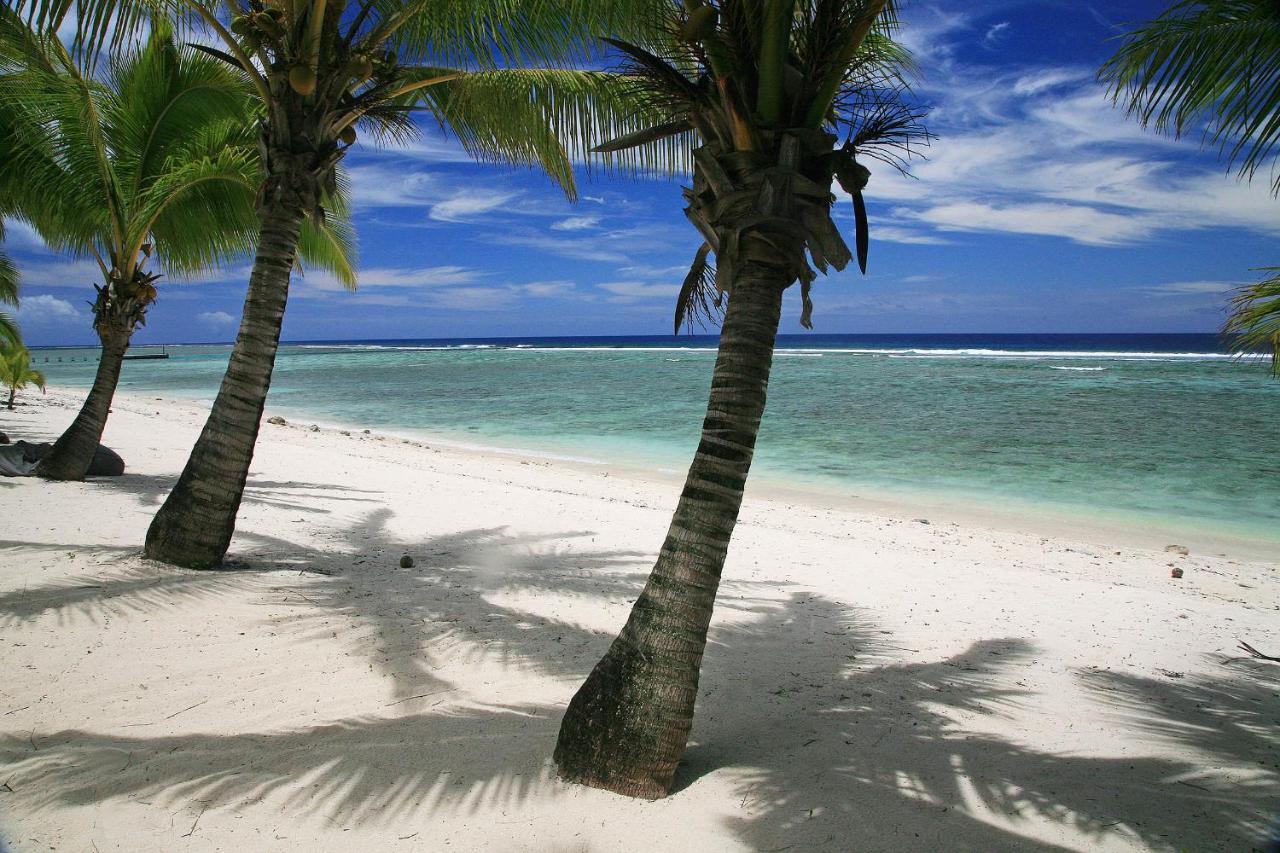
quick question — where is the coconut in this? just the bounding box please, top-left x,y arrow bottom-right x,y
289,65 -> 317,96
339,126 -> 357,146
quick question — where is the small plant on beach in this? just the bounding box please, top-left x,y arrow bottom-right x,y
553,0 -> 926,799
0,12 -> 355,480
0,340 -> 45,409
1101,0 -> 1280,374
19,0 -> 664,567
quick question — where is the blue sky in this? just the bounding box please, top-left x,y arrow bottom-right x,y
11,0 -> 1280,346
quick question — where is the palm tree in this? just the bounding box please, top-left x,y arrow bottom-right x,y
552,0 -> 926,799
0,11 -> 355,481
0,340 -> 46,409
19,0 -> 664,567
1100,0 -> 1280,373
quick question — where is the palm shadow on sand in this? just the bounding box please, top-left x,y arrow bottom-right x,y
1,508 -> 1276,851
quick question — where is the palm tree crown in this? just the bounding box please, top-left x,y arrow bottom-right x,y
593,0 -> 927,333
1101,0 -> 1280,374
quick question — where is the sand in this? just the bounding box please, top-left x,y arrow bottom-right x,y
0,388 -> 1277,852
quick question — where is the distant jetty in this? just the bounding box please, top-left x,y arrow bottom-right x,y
124,346 -> 169,361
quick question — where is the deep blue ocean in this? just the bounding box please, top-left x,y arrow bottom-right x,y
29,333 -> 1280,550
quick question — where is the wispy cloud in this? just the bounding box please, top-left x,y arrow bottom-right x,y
551,215 -> 601,231
429,192 -> 519,223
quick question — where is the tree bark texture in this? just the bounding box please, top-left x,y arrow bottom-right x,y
143,203 -> 305,568
554,261 -> 786,799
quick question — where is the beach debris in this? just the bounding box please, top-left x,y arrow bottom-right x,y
308,424 -> 320,432
1165,544 -> 1189,556
1237,640 -> 1280,663
1156,668 -> 1184,679
362,429 -> 370,434
913,518 -> 930,525
1170,567 -> 1184,579
0,431 -> 7,444
266,416 -> 286,425
399,553 -> 415,569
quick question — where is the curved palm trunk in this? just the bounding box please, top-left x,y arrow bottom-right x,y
143,203 -> 305,568
36,329 -> 131,480
554,263 -> 785,799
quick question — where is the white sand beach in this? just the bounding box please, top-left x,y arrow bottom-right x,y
1,389 -> 1277,852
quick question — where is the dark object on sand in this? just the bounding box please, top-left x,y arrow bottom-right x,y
399,553 -> 414,568
1170,567 -> 1184,579
0,431 -> 8,444
1238,640 -> 1280,663
0,441 -> 124,477
266,416 -> 286,425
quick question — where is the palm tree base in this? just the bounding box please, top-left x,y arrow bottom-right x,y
554,637 -> 694,800
144,499 -> 231,569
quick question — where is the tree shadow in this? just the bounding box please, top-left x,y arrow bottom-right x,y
3,588 -> 1274,850
80,472 -> 384,514
236,507 -> 661,701
0,561 -> 309,627
687,595 -> 1280,852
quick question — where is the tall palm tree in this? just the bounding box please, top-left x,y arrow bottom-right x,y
552,0 -> 926,799
0,339 -> 46,409
20,0 -> 664,567
1100,0 -> 1280,374
0,12 -> 355,480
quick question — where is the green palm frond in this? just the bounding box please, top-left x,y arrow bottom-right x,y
409,67 -> 693,199
1101,0 -> 1280,195
1,12 -> 355,288
0,339 -> 45,394
1224,267 -> 1280,375
298,169 -> 359,290
380,0 -> 659,68
0,220 -> 18,306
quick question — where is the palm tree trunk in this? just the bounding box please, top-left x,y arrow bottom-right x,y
35,329 -> 130,481
6,387 -> 13,410
143,202 -> 305,568
554,264 -> 786,800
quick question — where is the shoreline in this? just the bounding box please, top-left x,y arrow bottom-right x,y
84,387 -> 1278,564
2,386 -> 1277,851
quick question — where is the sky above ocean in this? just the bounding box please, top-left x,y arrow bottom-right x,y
10,1 -> 1279,346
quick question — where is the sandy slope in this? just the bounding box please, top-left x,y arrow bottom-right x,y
0,389 -> 1277,852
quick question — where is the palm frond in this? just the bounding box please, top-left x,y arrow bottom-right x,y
1224,266 -> 1280,376
1101,0 -> 1280,195
673,240 -> 719,334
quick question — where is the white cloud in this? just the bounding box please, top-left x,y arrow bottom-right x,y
853,45 -> 1280,248
197,310 -> 236,326
429,192 -> 519,223
905,201 -> 1156,246
1139,280 -> 1242,297
10,259 -> 102,289
982,21 -> 1010,47
297,265 -> 480,294
597,281 -> 681,302
551,215 -> 601,231
16,294 -> 81,325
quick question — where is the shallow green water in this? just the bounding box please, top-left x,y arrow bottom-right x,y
28,337 -> 1280,550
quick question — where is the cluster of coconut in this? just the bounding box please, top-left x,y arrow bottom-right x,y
229,9 -> 284,51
